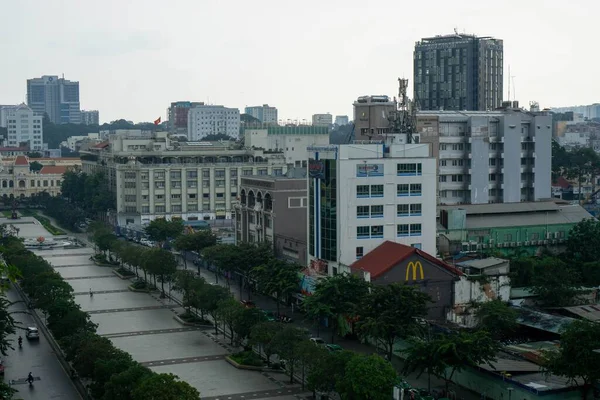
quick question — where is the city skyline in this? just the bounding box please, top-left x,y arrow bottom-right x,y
0,0 -> 597,124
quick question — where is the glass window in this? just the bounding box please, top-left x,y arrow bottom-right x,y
357,206 -> 370,218
410,184 -> 422,196
187,170 -> 198,179
370,205 -> 384,218
370,185 -> 384,197
215,169 -> 225,177
397,224 -> 409,237
170,171 -> 181,180
357,185 -> 370,198
411,243 -> 422,250
171,181 -> 181,188
155,205 -> 166,213
397,184 -> 409,196
187,203 -> 198,212
187,180 -> 197,188
215,179 -> 225,187
172,205 -> 182,212
203,180 -> 210,188
202,169 -> 210,178
371,225 -> 383,238
230,169 -> 238,177
155,181 -> 165,189
356,247 -> 364,259
397,163 -> 422,176
397,204 -> 409,216
410,204 -> 422,215
357,226 -> 370,239
410,224 -> 422,236
154,171 -> 165,179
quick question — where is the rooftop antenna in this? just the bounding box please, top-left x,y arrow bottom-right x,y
508,65 -> 511,101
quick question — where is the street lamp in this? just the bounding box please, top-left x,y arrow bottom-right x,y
507,387 -> 513,400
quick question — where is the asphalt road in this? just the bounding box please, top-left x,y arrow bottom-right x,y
3,286 -> 81,400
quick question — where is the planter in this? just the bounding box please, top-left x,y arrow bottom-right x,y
225,356 -> 285,373
94,260 -> 118,267
173,315 -> 213,328
112,269 -> 135,280
128,284 -> 159,293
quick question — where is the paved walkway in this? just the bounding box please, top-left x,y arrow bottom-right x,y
31,225 -> 311,399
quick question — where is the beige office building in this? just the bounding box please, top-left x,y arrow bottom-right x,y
80,130 -> 287,227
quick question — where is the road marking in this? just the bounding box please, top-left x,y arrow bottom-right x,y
86,304 -> 172,314
140,354 -> 227,367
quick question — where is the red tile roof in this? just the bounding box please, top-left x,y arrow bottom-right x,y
39,166 -> 68,175
0,147 -> 28,152
350,240 -> 463,279
14,155 -> 29,166
554,176 -> 572,189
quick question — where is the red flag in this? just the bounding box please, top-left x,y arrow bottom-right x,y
154,117 -> 161,125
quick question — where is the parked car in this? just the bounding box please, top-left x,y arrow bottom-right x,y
326,344 -> 343,353
26,327 -> 39,340
309,337 -> 326,347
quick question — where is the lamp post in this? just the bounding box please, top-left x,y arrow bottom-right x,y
507,387 -> 513,400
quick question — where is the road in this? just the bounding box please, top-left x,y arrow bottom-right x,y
3,286 -> 81,400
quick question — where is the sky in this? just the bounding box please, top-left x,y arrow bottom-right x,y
0,0 -> 596,124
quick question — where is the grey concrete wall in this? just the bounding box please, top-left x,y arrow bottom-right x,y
533,115 -> 552,200
469,116 -> 491,204
501,114 -> 522,203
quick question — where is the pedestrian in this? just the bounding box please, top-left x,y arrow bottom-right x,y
89,288 -> 93,297
291,302 -> 295,314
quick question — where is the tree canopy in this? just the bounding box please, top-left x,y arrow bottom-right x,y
475,299 -> 518,340
337,354 -> 397,400
144,218 -> 184,244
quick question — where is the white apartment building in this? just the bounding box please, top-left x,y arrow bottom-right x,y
187,105 -> 240,141
244,125 -> 330,167
245,104 -> 278,124
61,133 -> 101,151
417,109 -> 552,205
5,104 -> 43,150
312,113 -> 333,127
0,105 -> 18,128
307,138 -> 436,276
80,130 -> 287,227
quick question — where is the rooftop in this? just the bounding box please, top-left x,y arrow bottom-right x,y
14,155 -> 29,166
245,125 -> 330,135
516,307 -> 575,335
456,257 -> 508,270
561,304 -> 600,322
350,240 -> 462,279
39,166 -> 68,175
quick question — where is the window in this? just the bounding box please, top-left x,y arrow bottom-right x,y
124,172 -> 136,179
141,206 -> 150,213
154,172 -> 165,179
125,206 -> 137,213
274,168 -> 283,176
43,180 -> 48,187
215,179 -> 225,187
397,184 -> 409,196
124,182 -> 136,188
243,169 -> 253,176
504,234 -> 513,241
230,169 -> 238,177
248,214 -> 255,224
397,224 -> 409,237
489,158 -> 497,166
141,182 -> 149,189
371,185 -> 384,197
371,225 -> 383,238
356,247 -> 364,259
230,179 -> 238,187
187,171 -> 198,179
202,169 -> 210,178
203,180 -> 210,188
187,180 -> 197,188
410,224 -> 422,236
410,204 -> 422,215
439,175 -> 447,182
410,184 -> 422,196
216,193 -> 224,198
397,204 -> 409,216
171,194 -> 181,200
530,233 -> 540,240
357,226 -> 370,239
125,195 -> 136,202
215,169 -> 225,177
489,173 -> 496,181
439,144 -> 447,150
439,159 -> 447,166
155,205 -> 166,213
357,185 -> 370,198
155,181 -> 165,189
451,143 -> 464,150
171,181 -> 181,188
370,205 -> 384,218
451,175 -> 463,182
451,159 -> 463,167
357,206 -> 370,218
258,168 -> 268,176
397,163 -> 422,176
187,203 -> 198,212
171,205 -> 182,212
156,194 -> 164,200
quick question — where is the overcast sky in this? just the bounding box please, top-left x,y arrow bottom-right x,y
0,0 -> 595,124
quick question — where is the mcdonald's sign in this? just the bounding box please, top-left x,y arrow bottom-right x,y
405,261 -> 424,282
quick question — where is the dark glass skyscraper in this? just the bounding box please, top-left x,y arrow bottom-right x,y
27,75 -> 81,124
413,34 -> 503,111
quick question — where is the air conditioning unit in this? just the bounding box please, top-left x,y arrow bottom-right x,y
543,240 -> 549,245
497,243 -> 504,248
477,244 -> 483,250
524,241 -> 530,246
511,242 -> 516,247
554,232 -> 560,239
470,243 -> 478,252
517,242 -> 523,247
461,242 -> 470,252
551,239 -> 558,245
482,244 -> 488,249
546,232 -> 553,239
489,239 -> 495,245
559,238 -> 566,243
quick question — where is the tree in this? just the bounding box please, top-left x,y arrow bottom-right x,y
70,335 -> 126,378
0,382 -> 16,400
202,284 -> 230,335
303,273 -> 370,342
531,257 -> 580,307
29,161 -> 43,172
403,330 -> 499,392
357,284 -> 430,360
217,298 -> 243,344
173,270 -> 199,313
543,320 -> 600,400
307,349 -> 354,396
131,373 -> 201,400
249,321 -> 283,365
202,244 -> 240,286
475,299 -> 518,340
337,354 -> 397,400
295,340 -> 324,390
0,297 -> 17,356
90,351 -> 135,398
143,248 -> 178,296
29,271 -> 74,311
102,364 -> 153,400
567,218 -> 600,263
144,219 -> 184,245
270,326 -> 308,383
47,300 -> 97,339
253,259 -> 301,314
233,307 -> 266,345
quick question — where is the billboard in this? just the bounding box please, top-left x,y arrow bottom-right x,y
309,160 -> 325,179
356,163 -> 384,177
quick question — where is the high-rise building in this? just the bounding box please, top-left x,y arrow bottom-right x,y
168,101 -> 204,134
307,139 -> 437,276
353,96 -> 396,141
80,130 -> 286,227
0,105 -> 18,128
414,34 -> 503,111
81,110 -> 99,125
311,113 -> 333,127
416,107 -> 552,205
334,115 -> 349,126
245,104 -> 278,124
27,75 -> 81,124
187,105 -> 240,140
5,104 -> 44,150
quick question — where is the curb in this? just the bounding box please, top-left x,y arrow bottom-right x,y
112,269 -> 135,280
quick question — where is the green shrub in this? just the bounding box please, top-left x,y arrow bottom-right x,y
116,267 -> 135,277
231,351 -> 264,367
178,312 -> 211,325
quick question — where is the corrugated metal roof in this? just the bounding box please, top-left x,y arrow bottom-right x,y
456,257 -> 507,270
512,372 -> 583,392
478,358 -> 541,373
516,307 -> 575,334
464,205 -> 592,229
562,305 -> 600,321
441,201 -> 560,215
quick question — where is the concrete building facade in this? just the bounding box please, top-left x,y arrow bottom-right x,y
244,125 -> 330,167
244,105 -> 278,124
187,105 -> 240,140
168,101 -> 204,134
0,105 -> 18,128
414,34 -> 503,111
234,175 -> 308,265
0,155 -> 69,200
81,110 -> 99,125
5,104 -> 43,150
334,115 -> 349,126
307,140 -> 437,276
311,113 -> 333,127
80,130 -> 287,227
416,109 -> 552,205
353,96 -> 396,141
27,75 -> 81,124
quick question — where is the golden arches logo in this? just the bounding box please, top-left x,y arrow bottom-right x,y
405,261 -> 424,281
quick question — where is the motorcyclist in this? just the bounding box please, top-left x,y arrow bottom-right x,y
27,372 -> 33,384
17,336 -> 22,348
